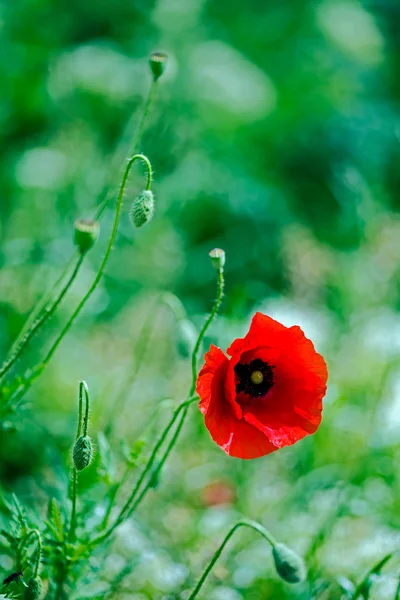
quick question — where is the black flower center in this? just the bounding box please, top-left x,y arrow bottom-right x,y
234,358 -> 274,398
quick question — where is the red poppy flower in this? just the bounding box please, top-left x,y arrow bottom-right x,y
196,312 -> 328,459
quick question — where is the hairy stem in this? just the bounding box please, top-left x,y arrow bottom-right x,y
90,261 -> 225,547
18,155 -> 152,397
190,267 -> 224,396
23,529 -> 42,578
0,254 -> 84,381
69,381 -> 91,542
90,395 -> 198,547
188,520 -> 277,600
95,79 -> 158,221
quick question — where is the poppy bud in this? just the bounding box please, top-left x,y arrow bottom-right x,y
176,319 -> 198,358
272,543 -> 306,584
209,248 -> 225,270
24,576 -> 42,600
130,190 -> 155,228
74,219 -> 100,254
149,51 -> 168,81
73,435 -> 93,471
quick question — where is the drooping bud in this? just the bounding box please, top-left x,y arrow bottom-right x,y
74,219 -> 100,254
24,576 -> 42,600
176,319 -> 198,358
272,543 -> 306,584
130,190 -> 155,228
149,51 -> 168,81
209,248 -> 225,270
73,435 -> 93,471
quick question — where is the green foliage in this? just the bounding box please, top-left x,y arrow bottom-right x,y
1,0 -> 400,598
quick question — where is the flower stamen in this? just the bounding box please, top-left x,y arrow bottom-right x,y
250,370 -> 263,385
234,358 -> 274,398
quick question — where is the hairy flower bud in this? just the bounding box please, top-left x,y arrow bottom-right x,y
24,576 -> 42,600
272,543 -> 306,584
149,51 -> 168,81
209,248 -> 225,270
73,435 -> 93,471
74,219 -> 100,254
130,190 -> 155,228
176,319 -> 198,358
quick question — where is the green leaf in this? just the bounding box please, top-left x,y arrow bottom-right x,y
49,499 -> 64,542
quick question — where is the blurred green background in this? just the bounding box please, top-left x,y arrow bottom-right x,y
1,0 -> 400,598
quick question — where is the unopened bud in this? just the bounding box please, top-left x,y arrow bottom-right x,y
149,51 -> 168,81
130,190 -> 155,228
74,219 -> 100,254
176,319 -> 198,358
24,577 -> 42,600
272,543 -> 306,584
73,435 -> 93,471
209,248 -> 225,270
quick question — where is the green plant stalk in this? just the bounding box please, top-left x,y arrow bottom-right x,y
190,267 -> 225,396
90,395 -> 198,547
122,265 -> 225,514
104,302 -> 158,436
7,255 -> 76,359
395,576 -> 400,600
1,76 -> 159,401
351,552 -> 393,599
125,404 -> 189,519
91,263 -> 225,545
95,79 -> 158,221
16,155 -> 152,400
100,466 -> 132,530
69,381 -> 90,542
0,254 -> 85,381
188,520 -> 277,600
22,529 -> 42,578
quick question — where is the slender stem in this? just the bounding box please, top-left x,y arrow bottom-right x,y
7,255 -> 76,359
90,396 -> 198,547
95,80 -> 158,220
31,155 -> 152,379
90,260 -> 224,548
188,520 -> 277,600
81,380 -> 90,437
0,254 -> 85,380
76,382 -> 84,440
23,529 -> 42,578
395,576 -> 400,600
100,466 -> 131,530
351,553 -> 393,599
125,405 -> 189,519
190,267 -> 224,396
69,380 -> 90,542
133,80 -> 158,155
104,302 -> 157,436
69,469 -> 78,543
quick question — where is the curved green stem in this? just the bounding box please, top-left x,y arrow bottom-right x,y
81,380 -> 90,437
69,380 -> 91,542
69,469 -> 78,543
89,258 -> 224,549
95,80 -> 158,220
190,267 -> 224,396
34,155 -> 152,377
125,404 -> 189,519
23,529 -> 42,578
351,552 -> 393,599
395,576 -> 400,600
7,255 -> 75,358
104,300 -> 158,436
0,254 -> 84,381
188,520 -> 276,600
90,395 -> 198,547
